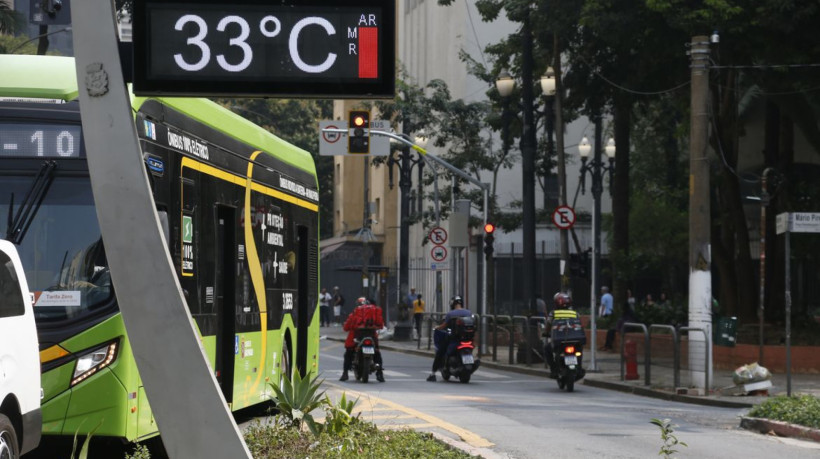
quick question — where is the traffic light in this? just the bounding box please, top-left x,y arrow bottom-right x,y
348,110 -> 370,154
483,223 -> 495,259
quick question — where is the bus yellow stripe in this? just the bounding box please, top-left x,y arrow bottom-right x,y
245,150 -> 268,395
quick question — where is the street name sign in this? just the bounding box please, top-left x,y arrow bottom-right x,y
133,0 -> 396,98
776,212 -> 820,235
319,119 -> 390,155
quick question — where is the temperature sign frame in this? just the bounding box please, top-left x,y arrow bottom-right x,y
133,0 -> 396,98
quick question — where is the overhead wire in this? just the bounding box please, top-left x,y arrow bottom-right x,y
575,55 -> 691,96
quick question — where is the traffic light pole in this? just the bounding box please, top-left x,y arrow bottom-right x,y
323,127 -> 491,345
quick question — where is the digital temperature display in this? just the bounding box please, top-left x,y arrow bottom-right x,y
0,123 -> 83,158
133,0 -> 396,98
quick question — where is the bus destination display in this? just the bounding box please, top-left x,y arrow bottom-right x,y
133,0 -> 396,98
0,123 -> 83,158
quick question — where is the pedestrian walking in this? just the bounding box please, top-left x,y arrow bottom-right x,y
332,286 -> 344,326
599,286 -> 613,317
319,287 -> 332,327
413,294 -> 425,339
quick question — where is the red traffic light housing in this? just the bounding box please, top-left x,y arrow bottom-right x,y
348,110 -> 370,154
483,223 -> 495,258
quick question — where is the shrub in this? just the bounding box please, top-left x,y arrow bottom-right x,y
747,395 -> 820,429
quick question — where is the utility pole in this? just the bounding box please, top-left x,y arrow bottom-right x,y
554,34 -> 570,289
688,35 -> 713,391
361,157 -> 370,298
520,10 -> 537,315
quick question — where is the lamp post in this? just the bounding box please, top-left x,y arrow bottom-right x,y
388,131 -> 425,341
496,66 -> 538,316
578,132 -> 615,371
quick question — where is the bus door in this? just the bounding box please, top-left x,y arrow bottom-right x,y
214,205 -> 237,403
296,225 -> 310,377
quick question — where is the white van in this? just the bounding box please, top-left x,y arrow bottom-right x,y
0,240 -> 41,458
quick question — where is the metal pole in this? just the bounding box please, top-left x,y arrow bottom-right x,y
362,157 -> 369,298
433,164 -> 443,315
785,230 -> 792,396
520,10 -> 537,317
589,120 -> 603,371
688,35 -> 713,389
758,169 -> 772,365
395,144 -> 412,340
481,187 -> 489,355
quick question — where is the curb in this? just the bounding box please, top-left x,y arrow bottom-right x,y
740,416 -> 820,443
582,378 -> 754,409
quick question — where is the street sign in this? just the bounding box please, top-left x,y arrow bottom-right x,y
430,262 -> 447,271
133,0 -> 396,98
552,205 -> 576,230
776,212 -> 820,234
430,245 -> 447,262
319,120 -> 390,155
428,226 -> 448,245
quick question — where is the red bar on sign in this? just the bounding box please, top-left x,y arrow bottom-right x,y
358,27 -> 378,79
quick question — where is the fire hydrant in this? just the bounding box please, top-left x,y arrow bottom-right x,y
624,339 -> 639,380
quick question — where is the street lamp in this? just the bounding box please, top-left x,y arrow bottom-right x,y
578,134 -> 615,371
388,130 -> 425,341
496,67 -> 538,317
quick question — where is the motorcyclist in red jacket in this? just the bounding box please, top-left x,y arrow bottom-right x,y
340,297 -> 385,382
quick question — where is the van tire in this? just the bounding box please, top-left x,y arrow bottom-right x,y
0,413 -> 21,459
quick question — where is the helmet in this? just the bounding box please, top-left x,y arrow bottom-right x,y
356,297 -> 368,306
554,293 -> 573,309
450,295 -> 463,310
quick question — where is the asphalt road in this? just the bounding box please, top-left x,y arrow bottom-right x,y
320,338 -> 820,459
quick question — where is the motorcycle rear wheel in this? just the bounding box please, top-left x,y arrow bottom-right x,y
566,369 -> 576,392
441,369 -> 451,381
459,373 -> 471,384
360,355 -> 371,383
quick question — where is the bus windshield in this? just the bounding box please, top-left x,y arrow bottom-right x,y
1,175 -> 113,324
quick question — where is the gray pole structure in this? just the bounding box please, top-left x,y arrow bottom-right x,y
688,35 -> 713,390
395,143 -> 413,340
785,229 -> 792,396
362,157 -> 370,298
758,169 -> 772,365
589,120 -> 603,371
554,35 -> 570,289
70,2 -> 251,458
520,10 -> 537,316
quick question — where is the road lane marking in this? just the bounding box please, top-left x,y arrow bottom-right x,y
381,423 -> 437,430
326,383 -> 494,448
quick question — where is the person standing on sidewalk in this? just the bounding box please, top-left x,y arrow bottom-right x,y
332,287 -> 344,326
413,294 -> 425,339
599,286 -> 614,317
319,287 -> 332,327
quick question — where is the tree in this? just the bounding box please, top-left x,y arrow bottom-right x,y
0,2 -> 22,36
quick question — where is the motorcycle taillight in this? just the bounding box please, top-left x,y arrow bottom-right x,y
363,338 -> 374,346
564,345 -> 575,354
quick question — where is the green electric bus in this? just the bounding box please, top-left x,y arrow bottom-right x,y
0,54 -> 321,442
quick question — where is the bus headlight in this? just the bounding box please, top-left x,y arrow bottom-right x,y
71,341 -> 118,387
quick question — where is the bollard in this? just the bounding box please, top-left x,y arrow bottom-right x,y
625,339 -> 639,380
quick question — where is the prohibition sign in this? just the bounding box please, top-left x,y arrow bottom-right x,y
552,205 -> 576,229
322,125 -> 341,143
431,245 -> 448,262
428,226 -> 448,245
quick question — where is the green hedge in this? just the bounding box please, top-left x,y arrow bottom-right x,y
747,395 -> 820,429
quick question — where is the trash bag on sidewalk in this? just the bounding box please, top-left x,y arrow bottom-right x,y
732,362 -> 771,385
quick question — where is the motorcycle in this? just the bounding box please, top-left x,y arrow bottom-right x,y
553,340 -> 586,392
549,318 -> 586,392
435,316 -> 480,384
351,328 -> 379,383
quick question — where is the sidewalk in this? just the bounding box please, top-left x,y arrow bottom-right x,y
320,323 -> 820,409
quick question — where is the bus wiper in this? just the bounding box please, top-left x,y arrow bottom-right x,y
6,160 -> 57,244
